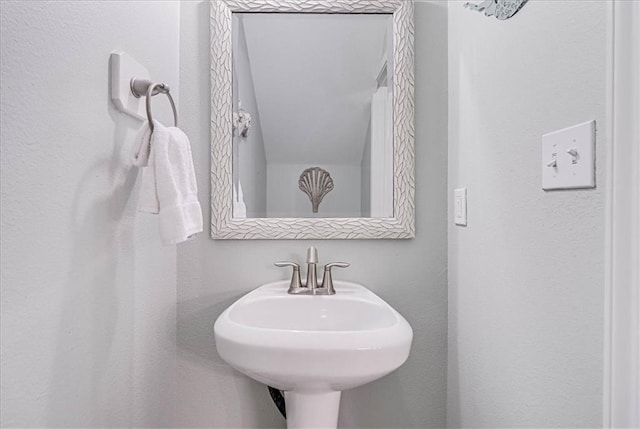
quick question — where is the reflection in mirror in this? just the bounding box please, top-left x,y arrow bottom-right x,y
231,13 -> 394,219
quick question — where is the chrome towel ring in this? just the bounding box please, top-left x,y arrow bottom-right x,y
130,77 -> 178,134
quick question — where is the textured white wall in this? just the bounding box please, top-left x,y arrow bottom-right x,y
176,1 -> 448,427
0,2 -> 180,427
447,1 -> 607,427
266,163 -> 362,218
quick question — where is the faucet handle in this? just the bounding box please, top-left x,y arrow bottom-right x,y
274,261 -> 304,294
325,262 -> 350,269
321,262 -> 350,295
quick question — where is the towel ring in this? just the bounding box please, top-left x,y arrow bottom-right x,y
130,78 -> 178,134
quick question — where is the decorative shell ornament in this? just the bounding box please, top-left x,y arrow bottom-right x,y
464,0 -> 529,20
298,167 -> 334,213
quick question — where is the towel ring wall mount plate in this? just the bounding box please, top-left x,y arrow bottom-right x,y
109,51 -> 178,132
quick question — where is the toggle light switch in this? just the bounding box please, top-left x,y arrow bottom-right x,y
542,120 -> 595,190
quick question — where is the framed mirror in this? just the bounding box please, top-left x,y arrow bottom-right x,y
210,0 -> 414,239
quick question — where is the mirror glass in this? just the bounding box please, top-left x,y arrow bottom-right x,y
231,13 -> 394,219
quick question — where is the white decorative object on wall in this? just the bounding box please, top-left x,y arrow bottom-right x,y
210,0 -> 415,239
233,108 -> 252,138
464,0 -> 529,20
298,167 -> 334,213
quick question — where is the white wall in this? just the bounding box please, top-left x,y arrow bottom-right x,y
176,1 -> 448,427
241,13 -> 389,166
447,1 -> 607,427
605,3 -> 640,426
267,163 -> 362,218
0,2 -> 180,427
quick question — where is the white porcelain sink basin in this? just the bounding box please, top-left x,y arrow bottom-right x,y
214,280 -> 412,429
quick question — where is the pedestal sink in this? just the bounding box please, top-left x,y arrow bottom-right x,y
214,281 -> 413,429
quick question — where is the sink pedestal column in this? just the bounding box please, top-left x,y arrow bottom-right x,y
284,391 -> 341,429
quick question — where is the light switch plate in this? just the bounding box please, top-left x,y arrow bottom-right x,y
542,120 -> 596,190
454,188 -> 467,226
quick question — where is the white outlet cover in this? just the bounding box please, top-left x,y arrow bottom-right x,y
542,120 -> 596,190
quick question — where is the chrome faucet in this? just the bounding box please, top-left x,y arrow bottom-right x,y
275,246 -> 349,295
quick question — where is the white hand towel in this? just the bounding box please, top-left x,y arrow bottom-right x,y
132,123 -> 159,213
132,121 -> 203,245
233,181 -> 247,219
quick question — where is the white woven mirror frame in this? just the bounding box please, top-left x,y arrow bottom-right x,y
210,0 -> 414,239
